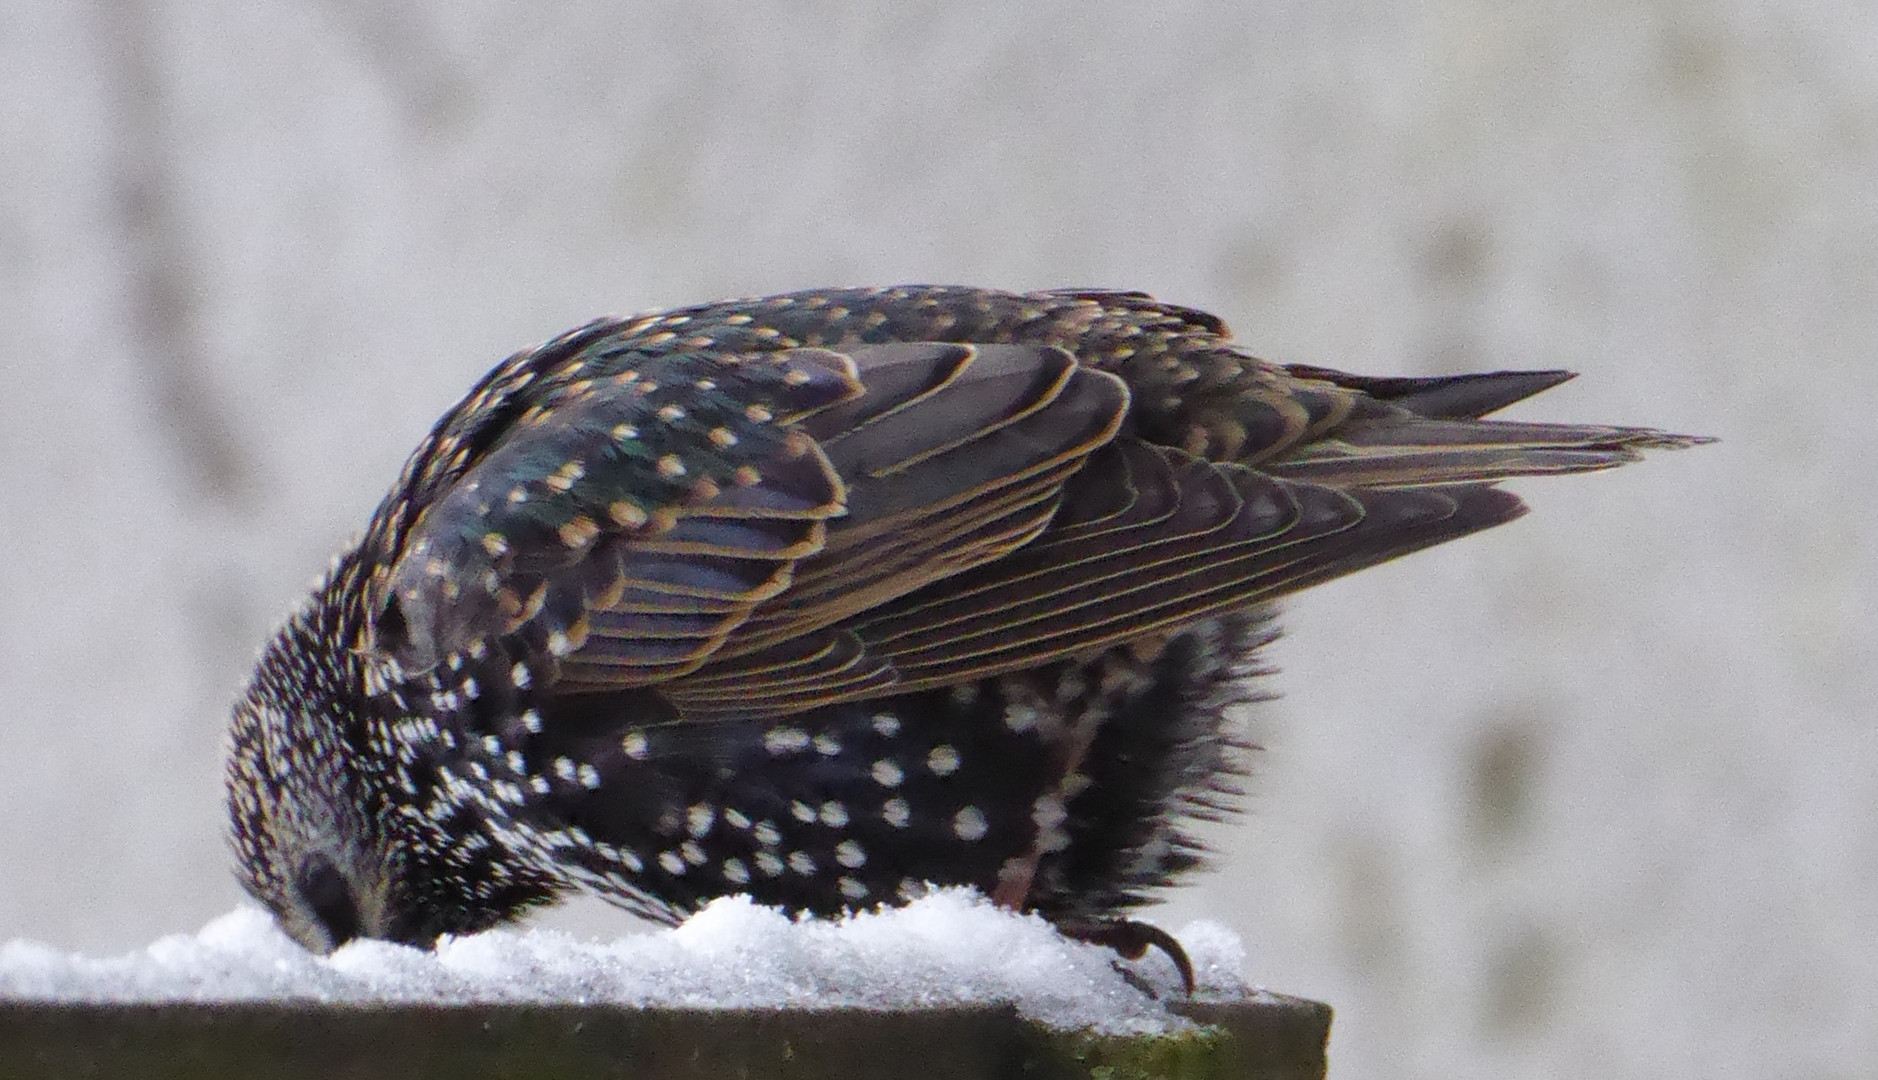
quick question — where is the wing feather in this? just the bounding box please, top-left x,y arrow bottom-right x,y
667,443 -> 1526,715
383,339 -> 1130,703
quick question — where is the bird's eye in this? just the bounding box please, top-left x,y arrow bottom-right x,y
294,854 -> 361,949
373,595 -> 409,655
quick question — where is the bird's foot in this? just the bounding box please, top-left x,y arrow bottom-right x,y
1057,918 -> 1195,997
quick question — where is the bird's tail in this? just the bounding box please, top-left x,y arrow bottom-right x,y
1264,366 -> 1712,489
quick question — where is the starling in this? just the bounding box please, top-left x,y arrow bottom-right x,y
227,285 -> 1704,983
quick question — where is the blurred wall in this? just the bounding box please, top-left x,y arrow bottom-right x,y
2,2 -> 1871,1077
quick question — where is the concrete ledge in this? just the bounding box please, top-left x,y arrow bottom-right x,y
0,995 -> 1329,1080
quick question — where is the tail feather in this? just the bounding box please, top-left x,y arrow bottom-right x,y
1266,421 -> 1709,488
1266,368 -> 1712,489
1282,365 -> 1579,420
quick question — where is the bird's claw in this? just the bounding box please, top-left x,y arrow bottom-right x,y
1059,918 -> 1195,997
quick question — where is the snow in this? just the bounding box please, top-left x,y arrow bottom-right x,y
0,889 -> 1253,1032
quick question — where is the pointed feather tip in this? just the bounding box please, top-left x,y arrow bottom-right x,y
1283,365 -> 1583,419
1430,374 -> 1715,449
1413,369 -> 1579,419
1625,429 -> 1717,451
1576,427 -> 1716,463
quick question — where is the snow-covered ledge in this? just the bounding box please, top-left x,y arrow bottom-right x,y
1,890 -> 1330,1079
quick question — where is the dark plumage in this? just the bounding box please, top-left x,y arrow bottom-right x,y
226,285 -> 1705,980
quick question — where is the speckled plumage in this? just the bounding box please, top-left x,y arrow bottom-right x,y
227,285 -> 1704,971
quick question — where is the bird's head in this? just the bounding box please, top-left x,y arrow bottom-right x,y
224,588 -> 421,954
225,561 -> 565,954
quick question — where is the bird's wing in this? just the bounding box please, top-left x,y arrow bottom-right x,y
370,318 -> 1654,721
666,439 -> 1525,716
371,337 -> 1129,694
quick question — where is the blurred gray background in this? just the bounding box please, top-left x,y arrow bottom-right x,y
2,1 -> 1871,1076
